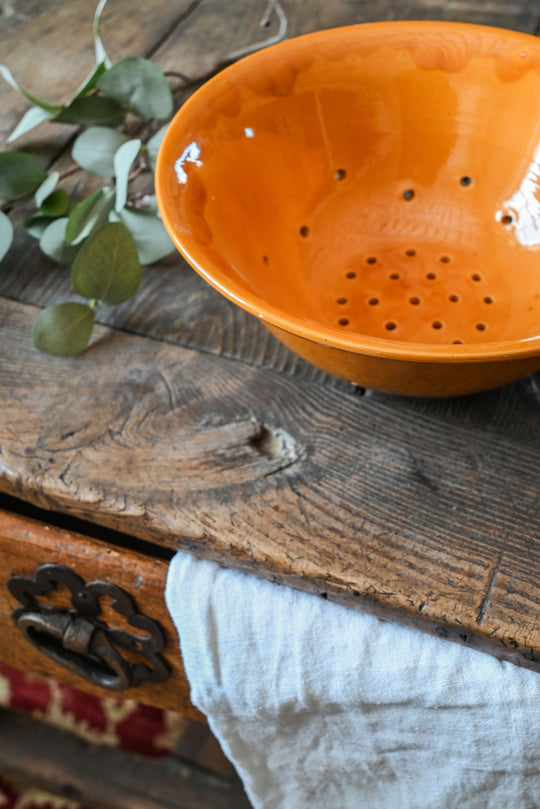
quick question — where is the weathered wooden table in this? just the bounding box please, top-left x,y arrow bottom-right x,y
1,0 -> 540,806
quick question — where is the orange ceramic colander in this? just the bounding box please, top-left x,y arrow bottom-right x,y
156,21 -> 540,396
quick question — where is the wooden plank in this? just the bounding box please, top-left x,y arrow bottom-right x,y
0,507 -> 202,719
0,0 -> 199,144
1,297 -> 540,672
283,0 -> 540,35
0,707 -> 251,809
172,719 -> 239,781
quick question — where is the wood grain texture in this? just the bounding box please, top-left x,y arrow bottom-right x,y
0,507 -> 201,718
0,0 -> 198,144
2,0 -> 540,684
0,707 -> 251,809
2,297 -> 540,672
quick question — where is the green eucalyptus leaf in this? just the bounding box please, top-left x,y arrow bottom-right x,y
8,107 -> 51,143
97,57 -> 173,119
35,171 -> 59,209
0,151 -> 47,200
72,126 -> 129,177
54,96 -> 125,127
39,218 -> 81,264
0,64 -> 62,113
147,124 -> 168,171
112,206 -> 174,265
93,0 -> 112,68
71,221 -> 141,304
74,61 -> 107,99
114,138 -> 141,212
65,187 -> 114,246
33,302 -> 95,357
0,210 -> 13,262
24,213 -> 55,240
40,189 -> 70,218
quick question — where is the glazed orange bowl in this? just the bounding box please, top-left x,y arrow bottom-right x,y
156,21 -> 540,397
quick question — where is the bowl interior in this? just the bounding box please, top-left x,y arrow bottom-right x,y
157,22 -> 540,351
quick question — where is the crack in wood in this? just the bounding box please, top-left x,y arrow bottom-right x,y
144,0 -> 206,61
418,0 -> 530,13
476,551 -> 504,626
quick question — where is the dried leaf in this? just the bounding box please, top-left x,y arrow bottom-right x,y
8,107 -> 51,143
39,218 -> 81,264
72,126 -> 129,177
54,96 -> 125,127
71,221 -> 141,304
113,139 -> 141,212
97,57 -> 173,119
0,210 -> 13,262
33,302 -> 95,356
0,151 -> 47,199
112,206 -> 174,265
65,188 -> 114,246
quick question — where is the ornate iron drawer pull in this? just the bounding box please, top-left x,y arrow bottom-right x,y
8,563 -> 170,691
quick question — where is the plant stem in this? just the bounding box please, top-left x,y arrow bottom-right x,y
0,191 -> 33,212
164,70 -> 191,83
58,165 -> 83,182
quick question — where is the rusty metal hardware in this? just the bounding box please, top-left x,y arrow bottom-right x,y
8,564 -> 170,691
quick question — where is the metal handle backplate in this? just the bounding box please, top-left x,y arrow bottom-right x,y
8,563 -> 170,691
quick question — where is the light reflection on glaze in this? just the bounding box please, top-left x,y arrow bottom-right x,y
174,142 -> 202,184
499,141 -> 540,246
244,127 -> 255,138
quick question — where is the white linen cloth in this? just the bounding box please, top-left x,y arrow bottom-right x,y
165,551 -> 540,809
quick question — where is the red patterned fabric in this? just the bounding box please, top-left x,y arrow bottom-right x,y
0,662 -> 186,808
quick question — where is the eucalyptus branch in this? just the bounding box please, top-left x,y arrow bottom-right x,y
0,190 -> 32,212
0,0 -> 177,357
0,0 -> 289,357
58,165 -> 84,182
163,70 -> 191,83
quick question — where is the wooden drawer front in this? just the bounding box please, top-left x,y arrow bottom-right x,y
0,509 -> 202,720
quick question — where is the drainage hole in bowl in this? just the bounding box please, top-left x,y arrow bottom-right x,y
409,296 -> 421,305
385,321 -> 397,331
368,297 -> 379,306
389,272 -> 400,280
440,255 -> 451,263
431,320 -> 443,330
460,176 -> 473,187
402,189 -> 415,201
476,321 -> 487,331
299,225 -> 310,238
338,317 -> 350,326
426,272 -> 437,280
501,214 -> 513,225
471,272 -> 482,282
262,255 -> 270,266
366,256 -> 377,265
452,338 -> 464,344
405,248 -> 416,257
336,296 -> 348,305
345,271 -> 357,279
484,296 -> 494,304
448,294 -> 460,303
334,168 -> 347,181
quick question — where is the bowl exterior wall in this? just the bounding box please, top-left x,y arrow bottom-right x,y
266,324 -> 540,397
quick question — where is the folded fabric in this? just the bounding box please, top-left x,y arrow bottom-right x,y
165,551 -> 540,809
